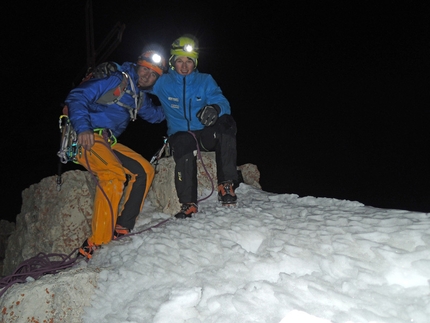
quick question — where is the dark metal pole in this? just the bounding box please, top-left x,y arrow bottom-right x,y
85,0 -> 96,70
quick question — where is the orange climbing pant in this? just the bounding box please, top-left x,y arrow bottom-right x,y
76,133 -> 155,245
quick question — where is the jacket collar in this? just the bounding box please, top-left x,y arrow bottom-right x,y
171,68 -> 198,83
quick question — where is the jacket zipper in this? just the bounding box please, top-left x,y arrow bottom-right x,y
182,77 -> 191,131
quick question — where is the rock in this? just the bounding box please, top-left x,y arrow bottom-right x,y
0,266 -> 99,322
0,220 -> 15,278
3,154 -> 261,276
0,155 -> 261,321
146,153 -> 261,215
237,163 -> 262,191
2,170 -> 95,277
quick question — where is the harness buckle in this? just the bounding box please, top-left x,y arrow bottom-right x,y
94,128 -> 117,146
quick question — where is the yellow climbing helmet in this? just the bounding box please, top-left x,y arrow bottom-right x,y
169,35 -> 199,68
170,35 -> 199,58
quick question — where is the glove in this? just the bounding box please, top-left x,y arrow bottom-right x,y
196,105 -> 221,126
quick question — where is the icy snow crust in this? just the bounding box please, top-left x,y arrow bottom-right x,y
80,184 -> 430,323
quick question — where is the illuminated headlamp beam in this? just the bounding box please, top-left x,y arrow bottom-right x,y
184,44 -> 193,52
151,53 -> 162,63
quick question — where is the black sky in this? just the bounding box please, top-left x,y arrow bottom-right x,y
2,1 -> 429,222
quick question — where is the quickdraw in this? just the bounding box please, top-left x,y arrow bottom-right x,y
150,136 -> 170,170
57,116 -> 118,165
57,115 -> 79,165
56,115 -> 118,190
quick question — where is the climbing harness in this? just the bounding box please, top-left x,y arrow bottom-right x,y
57,117 -> 117,166
56,110 -> 118,190
93,128 -> 117,146
149,132 -> 215,202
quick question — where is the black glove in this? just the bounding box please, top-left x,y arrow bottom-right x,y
196,105 -> 221,126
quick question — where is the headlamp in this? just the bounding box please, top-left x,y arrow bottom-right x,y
184,44 -> 193,52
172,44 -> 194,53
151,53 -> 162,64
137,51 -> 166,76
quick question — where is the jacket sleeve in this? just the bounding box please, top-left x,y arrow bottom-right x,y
64,75 -> 121,134
137,92 -> 166,123
205,74 -> 231,116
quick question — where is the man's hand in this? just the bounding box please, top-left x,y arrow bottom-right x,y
196,105 -> 220,126
78,130 -> 95,151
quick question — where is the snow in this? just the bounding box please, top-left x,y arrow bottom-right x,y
75,183 -> 429,323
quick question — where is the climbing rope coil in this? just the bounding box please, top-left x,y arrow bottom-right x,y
0,249 -> 80,298
0,218 -> 171,299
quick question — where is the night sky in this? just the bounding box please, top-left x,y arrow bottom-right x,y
2,1 -> 429,222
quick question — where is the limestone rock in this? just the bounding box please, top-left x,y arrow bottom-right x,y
2,170 -> 95,276
3,155 -> 261,276
0,220 -> 15,278
0,266 -> 99,322
147,153 -> 261,215
0,156 -> 261,322
237,163 -> 262,190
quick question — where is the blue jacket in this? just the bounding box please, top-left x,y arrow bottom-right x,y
65,62 -> 165,137
151,69 -> 230,136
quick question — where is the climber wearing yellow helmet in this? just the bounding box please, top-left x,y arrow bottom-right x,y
151,34 -> 239,218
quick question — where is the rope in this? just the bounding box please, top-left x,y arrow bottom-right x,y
187,131 -> 215,203
114,217 -> 171,240
0,249 -> 80,298
0,216 -> 172,298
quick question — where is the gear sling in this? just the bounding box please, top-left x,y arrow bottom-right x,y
57,70 -> 155,245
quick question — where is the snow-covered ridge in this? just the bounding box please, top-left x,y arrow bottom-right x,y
1,183 -> 429,323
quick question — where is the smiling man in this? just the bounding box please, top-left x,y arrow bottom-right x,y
136,50 -> 165,88
151,35 -> 239,219
64,47 -> 167,259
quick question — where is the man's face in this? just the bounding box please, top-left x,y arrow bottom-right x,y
174,56 -> 195,75
137,66 -> 159,88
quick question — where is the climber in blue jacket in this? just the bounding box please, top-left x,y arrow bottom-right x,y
152,35 -> 239,219
64,47 -> 167,259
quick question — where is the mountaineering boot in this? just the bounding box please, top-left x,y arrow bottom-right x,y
114,224 -> 130,239
218,181 -> 237,206
174,203 -> 198,219
78,238 -> 99,259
